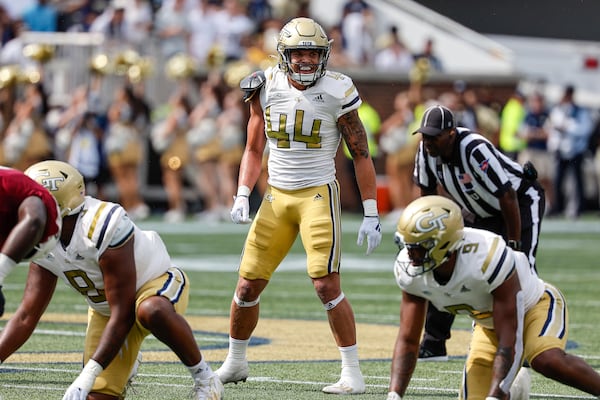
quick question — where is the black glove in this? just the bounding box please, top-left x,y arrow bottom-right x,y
0,285 -> 5,317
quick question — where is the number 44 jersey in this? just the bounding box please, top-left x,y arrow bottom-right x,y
394,227 -> 545,330
260,65 -> 362,190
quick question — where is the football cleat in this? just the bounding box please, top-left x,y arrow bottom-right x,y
418,341 -> 449,362
510,367 -> 531,400
322,367 -> 365,395
215,358 -> 249,385
192,373 -> 224,400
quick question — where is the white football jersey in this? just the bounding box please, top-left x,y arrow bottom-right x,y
35,197 -> 172,316
261,66 -> 362,190
394,227 -> 545,330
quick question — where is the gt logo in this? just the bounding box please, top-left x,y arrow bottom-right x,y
27,169 -> 65,192
415,211 -> 449,232
41,177 -> 65,192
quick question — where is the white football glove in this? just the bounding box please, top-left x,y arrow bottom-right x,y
357,216 -> 382,255
63,359 -> 103,400
387,392 -> 402,400
230,195 -> 251,224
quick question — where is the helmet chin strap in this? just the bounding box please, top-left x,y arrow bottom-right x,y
65,202 -> 85,217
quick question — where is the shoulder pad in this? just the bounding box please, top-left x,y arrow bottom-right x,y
240,70 -> 266,102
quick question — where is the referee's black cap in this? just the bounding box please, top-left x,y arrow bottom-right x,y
412,105 -> 455,136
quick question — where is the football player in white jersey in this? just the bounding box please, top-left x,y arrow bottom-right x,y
386,196 -> 600,400
0,161 -> 223,400
217,17 -> 382,395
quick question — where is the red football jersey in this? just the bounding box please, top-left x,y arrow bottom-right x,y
0,167 -> 61,248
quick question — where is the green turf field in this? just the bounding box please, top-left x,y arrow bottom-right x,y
1,214 -> 600,399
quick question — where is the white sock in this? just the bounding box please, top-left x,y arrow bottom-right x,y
188,359 -> 213,381
339,344 -> 360,371
227,337 -> 250,361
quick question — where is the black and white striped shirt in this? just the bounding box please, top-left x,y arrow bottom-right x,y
414,128 -> 527,218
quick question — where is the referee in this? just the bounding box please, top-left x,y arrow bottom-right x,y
410,104 -> 545,361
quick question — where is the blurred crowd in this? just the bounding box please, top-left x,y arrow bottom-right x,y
0,0 -> 441,72
376,81 -> 600,222
0,0 -> 599,222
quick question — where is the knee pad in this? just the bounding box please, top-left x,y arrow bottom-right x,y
233,292 -> 260,307
323,292 -> 345,311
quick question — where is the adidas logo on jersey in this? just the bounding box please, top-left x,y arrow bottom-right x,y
312,94 -> 324,103
314,193 -> 324,201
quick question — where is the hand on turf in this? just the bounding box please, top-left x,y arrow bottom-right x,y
230,195 -> 251,224
62,385 -> 90,400
63,360 -> 103,400
357,216 -> 382,255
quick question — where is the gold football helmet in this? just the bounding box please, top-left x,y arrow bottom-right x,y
277,17 -> 331,86
395,196 -> 464,275
25,160 -> 86,217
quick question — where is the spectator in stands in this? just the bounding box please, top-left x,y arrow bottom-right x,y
66,8 -> 100,33
342,0 -> 370,16
122,0 -> 154,53
213,0 -> 256,63
52,85 -> 108,199
104,84 -> 150,220
499,90 -> 526,160
413,37 -> 443,72
54,0 -> 90,32
546,85 -> 594,219
21,0 -> 57,32
2,82 -> 52,171
188,0 -> 221,67
518,92 -> 554,211
246,0 -> 271,24
462,88 -> 501,146
0,19 -> 30,66
240,17 -> 280,70
67,112 -> 107,199
341,0 -> 374,65
0,5 -> 17,45
379,91 -> 418,222
187,76 -> 225,221
374,25 -> 414,72
150,90 -> 193,223
327,24 -> 354,68
89,0 -> 128,48
436,90 -> 468,127
53,85 -> 89,160
154,0 -> 191,59
268,0 -> 307,20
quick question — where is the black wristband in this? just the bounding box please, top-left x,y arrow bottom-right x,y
507,240 -> 522,251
